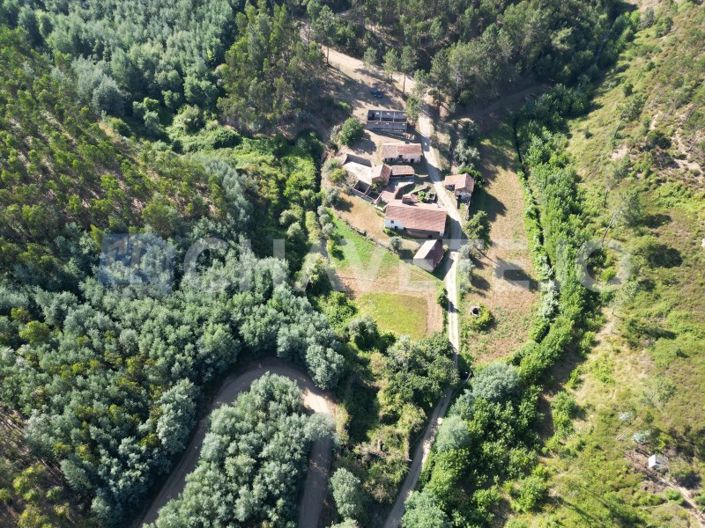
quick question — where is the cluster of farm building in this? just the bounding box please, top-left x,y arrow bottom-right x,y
336,109 -> 476,271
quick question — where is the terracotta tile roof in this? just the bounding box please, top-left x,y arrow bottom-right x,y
390,165 -> 415,177
414,238 -> 444,265
385,202 -> 447,234
370,164 -> 392,184
443,173 -> 476,193
381,143 -> 423,159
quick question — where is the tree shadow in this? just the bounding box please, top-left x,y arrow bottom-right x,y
352,134 -> 377,155
494,258 -> 539,292
469,186 -> 507,224
470,273 -> 490,292
345,376 -> 380,444
334,196 -> 353,212
647,244 -> 683,268
643,213 -> 671,228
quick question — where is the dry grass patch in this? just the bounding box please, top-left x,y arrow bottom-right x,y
460,124 -> 538,363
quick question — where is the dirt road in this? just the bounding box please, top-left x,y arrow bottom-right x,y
382,106 -> 464,528
137,358 -> 336,528
326,45 -> 464,528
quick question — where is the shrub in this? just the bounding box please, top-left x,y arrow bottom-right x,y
552,391 -> 578,439
330,167 -> 348,185
663,488 -> 684,503
389,236 -> 402,253
513,474 -> 548,512
455,139 -> 480,167
695,492 -> 705,511
173,105 -> 204,133
463,211 -> 490,244
347,315 -> 378,350
435,415 -> 470,452
338,117 -> 364,146
471,363 -> 521,403
466,304 -> 493,332
331,468 -> 365,521
620,94 -> 645,121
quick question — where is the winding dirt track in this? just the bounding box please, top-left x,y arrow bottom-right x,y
137,357 -> 336,528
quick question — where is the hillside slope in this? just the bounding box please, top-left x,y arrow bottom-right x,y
0,28 -> 344,528
509,2 -> 705,526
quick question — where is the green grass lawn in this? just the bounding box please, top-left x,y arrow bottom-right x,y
357,292 -> 429,340
330,218 -> 397,274
328,217 -> 441,338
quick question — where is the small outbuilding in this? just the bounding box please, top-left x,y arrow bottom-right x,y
367,109 -> 408,132
648,454 -> 668,472
390,165 -> 415,177
369,164 -> 392,186
413,239 -> 445,272
444,173 -> 476,201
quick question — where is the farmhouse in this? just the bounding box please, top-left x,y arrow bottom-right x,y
413,239 -> 445,271
384,201 -> 447,238
381,143 -> 423,164
443,173 -> 476,201
366,109 -> 407,132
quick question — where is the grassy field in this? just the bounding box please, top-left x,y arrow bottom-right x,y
356,292 -> 430,340
328,217 -> 443,338
507,4 -> 705,526
458,123 -> 538,363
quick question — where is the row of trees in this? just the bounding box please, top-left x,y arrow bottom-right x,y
148,374 -> 331,527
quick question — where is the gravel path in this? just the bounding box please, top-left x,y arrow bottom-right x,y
325,45 -> 464,528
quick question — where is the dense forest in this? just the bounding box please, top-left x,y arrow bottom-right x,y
148,374 -> 332,527
311,0 -> 629,105
1,0 -> 703,527
0,23 -> 344,527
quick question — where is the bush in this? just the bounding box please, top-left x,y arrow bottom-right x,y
338,117 -> 365,146
347,315 -> 378,349
463,211 -> 489,244
389,236 -> 402,253
466,304 -> 493,332
331,468 -> 365,521
471,363 -> 521,403
513,474 -> 548,512
435,415 -> 470,452
173,105 -> 204,133
455,139 -> 480,167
